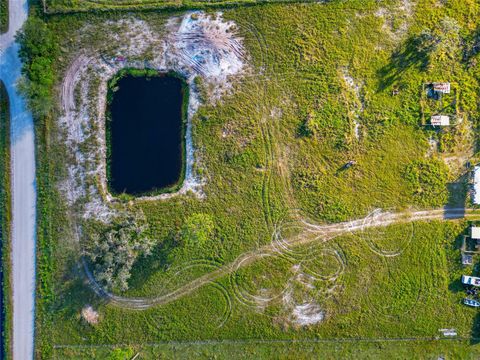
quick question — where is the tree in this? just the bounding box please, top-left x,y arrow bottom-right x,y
84,211 -> 154,292
16,17 -> 57,117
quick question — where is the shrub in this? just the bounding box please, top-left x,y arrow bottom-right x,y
179,213 -> 215,248
16,17 -> 57,117
83,211 -> 154,292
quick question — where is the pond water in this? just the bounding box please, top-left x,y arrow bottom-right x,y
108,74 -> 185,195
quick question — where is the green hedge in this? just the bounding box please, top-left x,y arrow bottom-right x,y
0,81 -> 12,360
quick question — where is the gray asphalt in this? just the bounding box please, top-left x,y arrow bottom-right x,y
0,0 -> 36,359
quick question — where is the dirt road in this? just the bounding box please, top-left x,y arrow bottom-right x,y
0,0 -> 36,359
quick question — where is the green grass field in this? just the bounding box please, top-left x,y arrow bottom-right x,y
23,0 -> 480,357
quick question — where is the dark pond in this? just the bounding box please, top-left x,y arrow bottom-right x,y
108,74 -> 185,195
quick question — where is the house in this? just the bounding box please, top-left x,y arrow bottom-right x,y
430,115 -> 450,126
473,166 -> 480,205
433,82 -> 451,94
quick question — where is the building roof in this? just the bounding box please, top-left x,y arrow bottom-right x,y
433,82 -> 451,93
430,115 -> 450,126
472,226 -> 480,239
474,166 -> 480,205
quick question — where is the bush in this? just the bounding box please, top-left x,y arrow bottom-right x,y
16,17 -> 57,117
179,213 -> 215,248
108,348 -> 135,360
83,211 -> 154,292
176,213 -> 225,260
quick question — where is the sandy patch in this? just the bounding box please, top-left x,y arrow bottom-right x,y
81,305 -> 100,325
341,67 -> 363,140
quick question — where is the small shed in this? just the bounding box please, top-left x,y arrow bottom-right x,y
433,82 -> 451,94
472,226 -> 480,240
473,166 -> 480,205
430,115 -> 450,126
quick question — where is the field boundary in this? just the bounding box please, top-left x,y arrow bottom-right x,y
0,80 -> 12,360
44,0 -> 320,14
42,0 -> 388,16
52,336 -> 479,349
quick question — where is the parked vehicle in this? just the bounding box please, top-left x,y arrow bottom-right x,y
464,298 -> 480,307
462,275 -> 480,287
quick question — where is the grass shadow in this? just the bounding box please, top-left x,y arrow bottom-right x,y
448,229 -> 470,294
126,235 -> 179,291
443,173 -> 469,219
52,262 -> 107,319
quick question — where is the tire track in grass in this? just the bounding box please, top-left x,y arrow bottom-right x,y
351,208 -> 415,258
82,208 -> 475,310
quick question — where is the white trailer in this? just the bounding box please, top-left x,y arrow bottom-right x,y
462,275 -> 480,286
433,82 -> 451,94
430,115 -> 450,126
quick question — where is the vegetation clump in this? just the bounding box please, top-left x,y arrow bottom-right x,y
179,213 -> 215,248
83,211 -> 154,292
16,17 -> 57,117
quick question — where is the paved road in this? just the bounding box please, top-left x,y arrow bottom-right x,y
0,0 -> 36,359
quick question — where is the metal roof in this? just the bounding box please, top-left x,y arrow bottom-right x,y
474,166 -> 480,205
472,226 -> 480,239
430,115 -> 450,126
